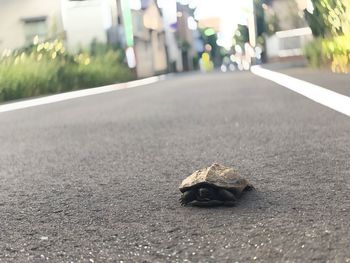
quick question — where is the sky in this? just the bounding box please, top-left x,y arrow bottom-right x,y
130,0 -> 254,49
178,0 -> 254,48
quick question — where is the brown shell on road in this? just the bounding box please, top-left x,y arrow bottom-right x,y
179,163 -> 252,193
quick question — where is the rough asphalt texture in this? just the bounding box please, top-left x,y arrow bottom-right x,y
0,70 -> 350,262
277,67 -> 350,97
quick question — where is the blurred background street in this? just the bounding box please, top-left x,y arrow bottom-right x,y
0,0 -> 350,262
0,0 -> 349,102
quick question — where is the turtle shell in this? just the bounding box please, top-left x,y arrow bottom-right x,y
179,163 -> 252,193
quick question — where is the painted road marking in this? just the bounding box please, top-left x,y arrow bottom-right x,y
0,75 -> 164,113
251,65 -> 350,117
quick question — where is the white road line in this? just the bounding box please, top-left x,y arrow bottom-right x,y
251,65 -> 350,117
0,75 -> 164,113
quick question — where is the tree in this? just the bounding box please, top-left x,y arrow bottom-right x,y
233,25 -> 249,48
304,0 -> 349,37
254,0 -> 267,36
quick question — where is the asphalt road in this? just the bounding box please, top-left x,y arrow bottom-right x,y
0,69 -> 349,262
276,67 -> 350,97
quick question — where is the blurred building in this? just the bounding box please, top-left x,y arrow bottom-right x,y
0,0 -> 63,52
61,0 -> 115,52
0,0 -> 200,77
176,3 -> 200,71
263,0 -> 312,62
267,0 -> 307,30
0,0 -> 119,53
157,0 -> 183,72
127,0 -> 201,76
130,0 -> 167,77
197,18 -> 221,32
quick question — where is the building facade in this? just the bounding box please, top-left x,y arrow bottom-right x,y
0,0 -> 120,53
61,0 -> 115,52
0,0 -> 198,78
0,0 -> 63,52
263,0 -> 312,61
129,0 -> 167,77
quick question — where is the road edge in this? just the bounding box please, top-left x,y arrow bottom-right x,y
251,65 -> 350,117
0,75 -> 167,113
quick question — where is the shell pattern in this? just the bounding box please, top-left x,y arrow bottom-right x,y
179,163 -> 252,193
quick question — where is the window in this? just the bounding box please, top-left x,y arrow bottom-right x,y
22,16 -> 47,44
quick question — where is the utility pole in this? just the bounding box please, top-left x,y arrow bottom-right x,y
116,0 -> 136,71
248,0 -> 257,47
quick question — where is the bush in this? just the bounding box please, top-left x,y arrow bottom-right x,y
0,40 -> 134,102
303,38 -> 324,68
303,35 -> 350,73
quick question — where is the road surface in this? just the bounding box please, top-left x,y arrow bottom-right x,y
0,68 -> 349,262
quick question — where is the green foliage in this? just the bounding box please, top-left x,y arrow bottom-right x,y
254,0 -> 267,36
304,0 -> 350,72
264,12 -> 280,36
199,28 -> 220,67
303,38 -> 324,67
0,58 -> 59,101
304,35 -> 350,73
0,40 -> 134,102
304,7 -> 326,37
305,0 -> 349,37
233,25 -> 249,48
